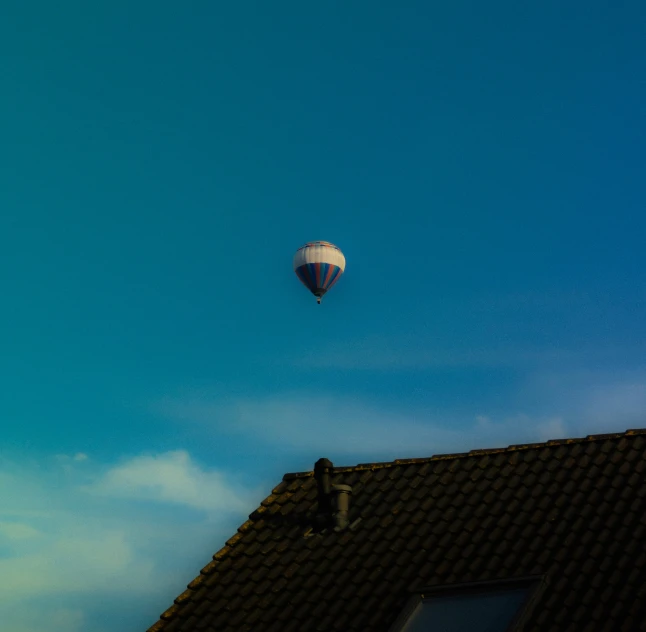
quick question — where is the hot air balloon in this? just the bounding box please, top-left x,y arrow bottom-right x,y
293,241 -> 346,304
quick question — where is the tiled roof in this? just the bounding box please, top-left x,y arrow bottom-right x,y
147,429 -> 646,632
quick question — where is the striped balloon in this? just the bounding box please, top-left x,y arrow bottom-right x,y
293,241 -> 346,304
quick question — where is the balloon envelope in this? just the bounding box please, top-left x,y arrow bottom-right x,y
293,241 -> 346,303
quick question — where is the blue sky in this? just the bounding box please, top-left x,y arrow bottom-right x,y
1,1 -> 645,630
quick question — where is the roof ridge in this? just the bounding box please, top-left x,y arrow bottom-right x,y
282,428 -> 646,479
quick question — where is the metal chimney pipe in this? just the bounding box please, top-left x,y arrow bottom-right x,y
331,484 -> 353,531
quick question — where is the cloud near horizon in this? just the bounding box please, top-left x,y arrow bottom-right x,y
0,451 -> 258,632
157,392 -> 572,463
157,368 -> 646,464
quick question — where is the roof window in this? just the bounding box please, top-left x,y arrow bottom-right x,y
391,577 -> 542,632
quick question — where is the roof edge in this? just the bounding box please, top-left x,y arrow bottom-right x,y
282,428 -> 646,480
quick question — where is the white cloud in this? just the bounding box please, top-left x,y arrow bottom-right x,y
158,365 -> 646,466
0,521 -> 41,540
87,450 -> 251,514
0,530 -> 136,597
158,393 -> 575,462
535,417 -> 568,441
517,369 -> 646,435
54,452 -> 90,475
472,413 -> 568,444
0,608 -> 85,632
582,380 -> 646,426
0,451 -> 257,632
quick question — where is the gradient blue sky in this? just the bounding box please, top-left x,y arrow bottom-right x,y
1,1 -> 645,630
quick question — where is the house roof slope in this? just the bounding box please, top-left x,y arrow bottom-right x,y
147,429 -> 646,632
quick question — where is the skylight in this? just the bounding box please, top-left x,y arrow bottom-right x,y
397,581 -> 536,632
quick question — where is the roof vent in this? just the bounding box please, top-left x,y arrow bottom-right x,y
314,457 -> 333,515
313,458 -> 353,532
331,484 -> 352,531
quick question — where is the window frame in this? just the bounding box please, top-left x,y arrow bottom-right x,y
388,576 -> 546,632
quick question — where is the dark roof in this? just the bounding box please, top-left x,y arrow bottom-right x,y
147,429 -> 646,632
